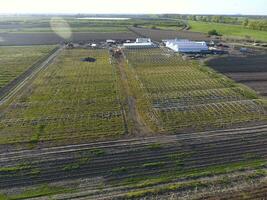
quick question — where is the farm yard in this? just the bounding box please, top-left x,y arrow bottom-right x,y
122,48 -> 267,133
0,49 -> 126,146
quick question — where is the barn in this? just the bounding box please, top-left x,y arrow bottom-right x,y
164,39 -> 209,53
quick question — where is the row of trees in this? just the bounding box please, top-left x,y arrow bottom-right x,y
162,14 -> 267,32
191,16 -> 267,31
243,19 -> 267,31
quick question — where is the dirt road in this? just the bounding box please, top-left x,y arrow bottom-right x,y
116,55 -> 152,136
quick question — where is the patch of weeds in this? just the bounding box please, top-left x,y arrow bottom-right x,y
175,160 -> 185,170
0,194 -> 7,200
246,169 -> 266,180
169,152 -> 192,160
30,168 -> 41,176
218,176 -> 231,186
243,153 -> 260,160
78,157 -> 91,165
29,124 -> 46,149
143,162 -> 165,169
147,143 -> 162,150
0,163 -> 31,173
2,184 -> 73,200
125,180 -> 207,199
111,167 -> 127,174
63,163 -> 80,171
90,148 -> 105,156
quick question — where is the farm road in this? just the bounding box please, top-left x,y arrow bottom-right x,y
116,55 -> 152,136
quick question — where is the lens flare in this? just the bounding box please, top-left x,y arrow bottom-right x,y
50,17 -> 72,40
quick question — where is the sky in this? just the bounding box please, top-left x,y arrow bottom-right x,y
0,0 -> 266,15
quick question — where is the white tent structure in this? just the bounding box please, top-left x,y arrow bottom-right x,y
123,38 -> 156,49
165,39 -> 208,53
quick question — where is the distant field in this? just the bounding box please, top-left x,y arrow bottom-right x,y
189,21 -> 267,42
0,27 -> 129,33
0,45 -> 56,90
129,27 -> 208,42
0,32 -> 138,45
0,49 -> 126,145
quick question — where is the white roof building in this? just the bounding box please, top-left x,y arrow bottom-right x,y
136,38 -> 152,43
165,39 -> 209,53
123,38 -> 156,49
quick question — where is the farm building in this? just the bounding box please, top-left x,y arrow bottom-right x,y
123,38 -> 156,49
164,39 -> 209,53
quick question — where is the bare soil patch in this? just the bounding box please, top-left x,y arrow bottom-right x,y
0,32 -> 138,45
129,27 -> 211,42
206,54 -> 267,97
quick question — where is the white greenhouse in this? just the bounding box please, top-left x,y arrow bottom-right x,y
165,39 -> 209,53
123,38 -> 156,49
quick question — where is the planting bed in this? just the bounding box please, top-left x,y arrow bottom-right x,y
122,48 -> 267,133
0,125 -> 266,199
0,49 -> 126,145
207,54 -> 267,97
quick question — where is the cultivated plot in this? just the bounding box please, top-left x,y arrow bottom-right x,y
123,48 -> 267,133
0,45 -> 56,90
0,49 -> 126,145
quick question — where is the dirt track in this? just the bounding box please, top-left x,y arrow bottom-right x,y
116,56 -> 151,136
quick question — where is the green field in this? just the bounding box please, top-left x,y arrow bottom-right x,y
0,49 -> 125,144
0,45 -> 56,89
189,20 -> 267,42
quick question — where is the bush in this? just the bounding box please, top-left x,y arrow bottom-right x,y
208,29 -> 220,36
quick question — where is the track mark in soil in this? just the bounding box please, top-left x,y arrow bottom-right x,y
116,55 -> 152,136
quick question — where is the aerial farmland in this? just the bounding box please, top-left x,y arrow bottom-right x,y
0,12 -> 266,200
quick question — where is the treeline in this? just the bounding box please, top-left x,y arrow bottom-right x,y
242,19 -> 267,31
161,14 -> 267,31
